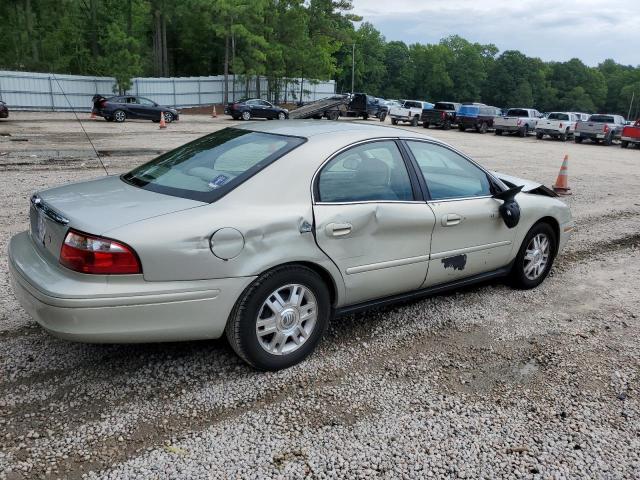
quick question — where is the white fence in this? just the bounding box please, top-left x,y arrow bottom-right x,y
0,70 -> 336,111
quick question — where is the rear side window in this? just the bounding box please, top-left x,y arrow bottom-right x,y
589,115 -> 614,123
317,141 -> 414,203
122,128 -> 305,202
406,141 -> 491,200
507,109 -> 529,117
434,102 -> 454,110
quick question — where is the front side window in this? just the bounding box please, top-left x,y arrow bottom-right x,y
406,141 -> 491,200
139,98 -> 155,106
122,128 -> 305,202
318,141 -> 414,203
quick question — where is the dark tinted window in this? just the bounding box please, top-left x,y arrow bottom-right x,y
506,109 -> 529,117
406,141 -> 491,200
548,113 -> 570,120
122,128 -> 305,203
589,115 -> 615,123
434,102 -> 455,110
318,141 -> 414,202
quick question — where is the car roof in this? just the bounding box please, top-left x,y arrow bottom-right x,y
235,120 -> 429,140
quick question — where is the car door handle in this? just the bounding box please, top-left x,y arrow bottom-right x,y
442,214 -> 462,227
326,222 -> 352,237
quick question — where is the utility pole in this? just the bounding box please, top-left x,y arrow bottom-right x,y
351,43 -> 355,94
627,91 -> 635,120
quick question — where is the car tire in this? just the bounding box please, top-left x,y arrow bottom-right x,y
442,120 -> 451,130
519,125 -> 528,137
509,222 -> 557,290
113,110 -> 126,123
495,129 -> 503,136
574,137 -> 583,143
411,116 -> 419,127
459,124 -> 466,132
479,122 -> 488,134
391,118 -> 398,125
241,111 -> 251,121
423,122 -> 430,129
278,112 -> 286,120
604,133 -> 613,146
560,129 -> 568,142
225,265 -> 331,371
163,112 -> 174,123
536,132 -> 543,140
621,140 -> 629,149
379,112 -> 387,122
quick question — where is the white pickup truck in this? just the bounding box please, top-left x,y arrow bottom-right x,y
535,112 -> 579,141
494,108 -> 543,137
389,100 -> 433,127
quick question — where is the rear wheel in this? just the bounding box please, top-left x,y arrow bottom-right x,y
459,124 -> 466,132
519,125 -> 528,137
479,122 -> 488,134
442,120 -> 451,130
113,110 -> 126,123
423,121 -> 430,129
411,115 -> 419,127
510,222 -> 557,290
604,133 -> 613,146
495,129 -> 503,136
621,140 -> 629,149
536,132 -> 543,140
241,111 -> 251,121
574,136 -> 583,143
378,111 -> 387,122
225,265 -> 331,370
560,128 -> 569,142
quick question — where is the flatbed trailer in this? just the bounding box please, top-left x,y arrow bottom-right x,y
288,95 -> 349,120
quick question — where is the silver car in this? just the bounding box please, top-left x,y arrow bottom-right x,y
8,121 -> 573,370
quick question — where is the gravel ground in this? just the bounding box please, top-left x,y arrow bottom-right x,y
1,112 -> 639,479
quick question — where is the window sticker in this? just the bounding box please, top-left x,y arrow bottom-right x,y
208,174 -> 229,189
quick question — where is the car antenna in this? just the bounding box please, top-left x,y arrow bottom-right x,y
51,74 -> 109,176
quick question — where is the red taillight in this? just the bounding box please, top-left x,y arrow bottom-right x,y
441,111 -> 445,119
517,119 -> 522,126
60,229 -> 141,275
559,122 -> 563,129
603,124 -> 609,133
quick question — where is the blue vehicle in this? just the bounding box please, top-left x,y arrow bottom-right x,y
457,103 -> 503,133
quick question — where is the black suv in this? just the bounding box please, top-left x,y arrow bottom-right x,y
422,101 -> 461,130
92,95 -> 178,123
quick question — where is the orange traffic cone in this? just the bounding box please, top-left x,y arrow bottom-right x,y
159,112 -> 167,129
553,154 -> 571,195
90,110 -> 96,119
211,105 -> 218,118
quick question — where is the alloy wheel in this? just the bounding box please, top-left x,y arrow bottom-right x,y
255,284 -> 317,356
523,233 -> 550,280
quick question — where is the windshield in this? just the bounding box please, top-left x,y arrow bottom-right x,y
548,113 -> 569,120
506,109 -> 529,117
589,115 -> 614,123
122,128 -> 305,202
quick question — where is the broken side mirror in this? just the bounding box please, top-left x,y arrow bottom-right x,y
493,185 -> 524,229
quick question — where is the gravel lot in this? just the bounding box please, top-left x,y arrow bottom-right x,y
1,112 -> 639,479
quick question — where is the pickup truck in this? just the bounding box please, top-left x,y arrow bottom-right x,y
535,112 -> 579,141
389,100 -> 433,126
620,119 -> 640,148
422,101 -> 461,130
574,114 -> 626,145
494,108 -> 542,137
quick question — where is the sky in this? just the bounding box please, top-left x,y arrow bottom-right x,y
350,0 -> 639,66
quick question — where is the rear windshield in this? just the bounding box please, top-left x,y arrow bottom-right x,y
434,102 -> 455,110
506,109 -> 529,117
548,113 -> 569,120
458,105 -> 479,117
589,115 -> 614,123
122,128 -> 305,202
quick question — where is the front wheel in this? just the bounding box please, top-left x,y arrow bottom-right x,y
225,266 -> 331,370
411,115 -> 419,127
163,112 -> 174,123
391,118 -> 398,125
510,222 -> 557,290
278,112 -> 286,120
574,136 -> 583,143
113,110 -> 126,123
423,121 -> 430,129
379,111 -> 387,122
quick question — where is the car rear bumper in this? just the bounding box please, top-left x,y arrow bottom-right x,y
621,136 -> 640,143
496,125 -> 521,132
575,132 -> 605,139
8,231 -> 255,343
0,109 -> 8,118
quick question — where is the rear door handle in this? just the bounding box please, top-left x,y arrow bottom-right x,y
326,222 -> 352,237
442,214 -> 462,227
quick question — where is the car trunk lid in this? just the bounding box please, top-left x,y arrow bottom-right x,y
30,175 -> 205,262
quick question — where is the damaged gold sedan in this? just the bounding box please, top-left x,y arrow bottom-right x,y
8,121 -> 573,370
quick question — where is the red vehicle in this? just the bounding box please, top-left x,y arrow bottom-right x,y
621,120 -> 640,148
